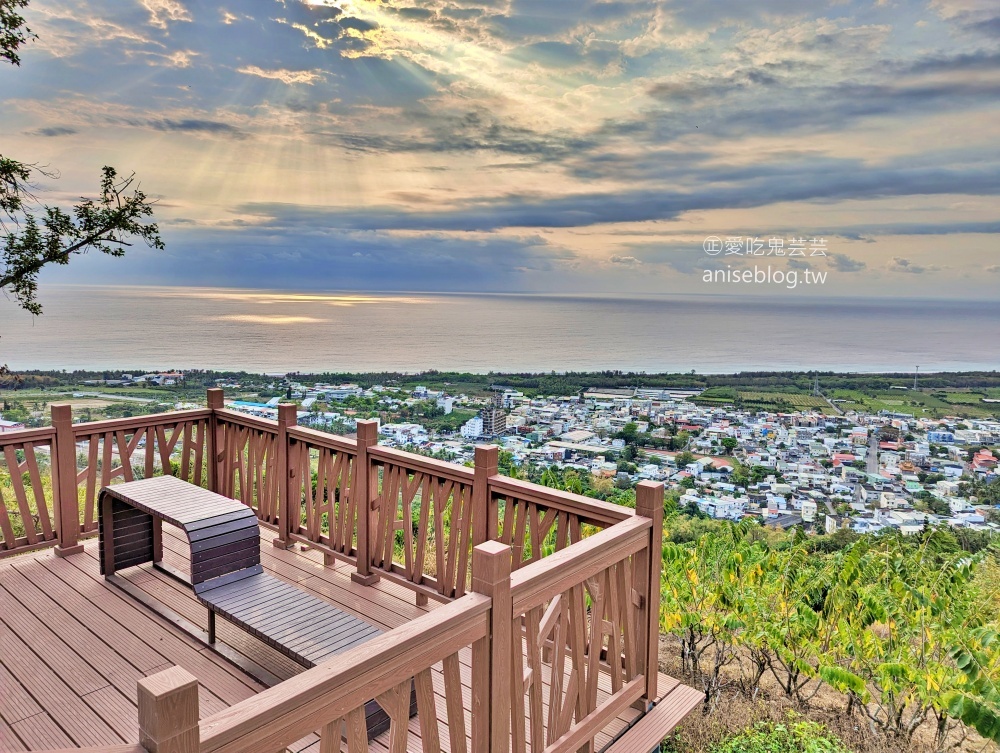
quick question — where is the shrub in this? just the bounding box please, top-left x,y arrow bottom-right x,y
708,717 -> 849,753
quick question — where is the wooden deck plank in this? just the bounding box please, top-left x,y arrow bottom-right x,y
0,665 -> 42,726
0,717 -> 27,752
0,578 -> 111,696
79,686 -> 139,743
57,550 -> 264,704
603,684 -> 702,753
0,623 -> 122,748
10,556 -> 169,673
0,567 -> 148,696
9,713 -> 72,752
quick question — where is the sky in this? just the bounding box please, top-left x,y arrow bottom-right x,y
2,0 -> 999,300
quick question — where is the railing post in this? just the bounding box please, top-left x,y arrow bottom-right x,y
206,388 -> 225,495
273,403 -> 297,550
51,403 -> 83,557
473,444 -> 499,545
635,480 -> 664,707
138,666 -> 199,753
351,419 -> 380,586
471,540 -> 512,752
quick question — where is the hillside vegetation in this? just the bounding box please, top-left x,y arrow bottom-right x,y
658,518 -> 1000,752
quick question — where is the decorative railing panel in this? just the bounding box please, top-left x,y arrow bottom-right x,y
214,411 -> 280,525
489,476 -> 631,571
287,427 -> 358,561
0,428 -> 57,553
71,411 -> 210,533
368,446 -> 476,599
508,516 -> 652,753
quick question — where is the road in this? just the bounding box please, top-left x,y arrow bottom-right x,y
866,432 -> 879,475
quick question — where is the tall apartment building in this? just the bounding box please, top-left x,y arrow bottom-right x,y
481,392 -> 508,437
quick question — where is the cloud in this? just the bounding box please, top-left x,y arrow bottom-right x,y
30,126 -> 78,137
902,49 -> 1000,75
306,105 -> 591,161
827,253 -> 866,272
237,66 -> 325,85
885,257 -> 940,274
237,161 -> 1000,232
115,221 -> 582,293
145,118 -> 246,137
5,0 -> 1000,300
142,0 -> 192,29
608,254 -> 641,266
986,265 -> 1000,273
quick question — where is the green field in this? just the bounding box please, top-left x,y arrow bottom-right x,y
692,388 -> 836,413
692,386 -> 999,419
828,388 -> 998,418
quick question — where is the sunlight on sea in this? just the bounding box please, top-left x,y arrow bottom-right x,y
1,285 -> 997,373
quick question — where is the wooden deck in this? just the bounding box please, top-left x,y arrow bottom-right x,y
0,525 -> 679,752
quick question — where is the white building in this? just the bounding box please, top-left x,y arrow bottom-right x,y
801,499 -> 818,523
380,423 -> 429,444
461,416 -> 484,439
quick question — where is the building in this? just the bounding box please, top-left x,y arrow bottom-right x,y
321,384 -> 364,401
0,418 -> 25,432
801,498 -> 818,523
379,423 -> 429,445
460,415 -> 483,439
971,449 -> 998,474
480,392 -> 507,437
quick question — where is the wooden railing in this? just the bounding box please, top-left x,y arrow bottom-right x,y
210,403 -> 281,525
490,472 -> 632,570
1,391 -> 656,617
70,408 -> 211,535
11,387 -> 667,752
285,423 -> 359,563
0,407 -> 211,556
203,389 -> 633,605
0,426 -> 58,554
505,484 -> 663,752
368,443 -> 477,601
45,495 -> 663,753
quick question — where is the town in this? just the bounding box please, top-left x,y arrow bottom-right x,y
207,376 -> 1000,539
4,370 -> 998,539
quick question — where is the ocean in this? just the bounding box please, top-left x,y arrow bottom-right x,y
1,285 -> 997,374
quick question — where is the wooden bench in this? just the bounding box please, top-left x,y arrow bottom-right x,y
98,475 -> 410,737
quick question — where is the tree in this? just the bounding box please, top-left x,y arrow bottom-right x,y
615,421 -> 638,443
1,1 -> 162,314
675,451 -> 696,469
661,523 -> 1000,750
1,1 -> 32,66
